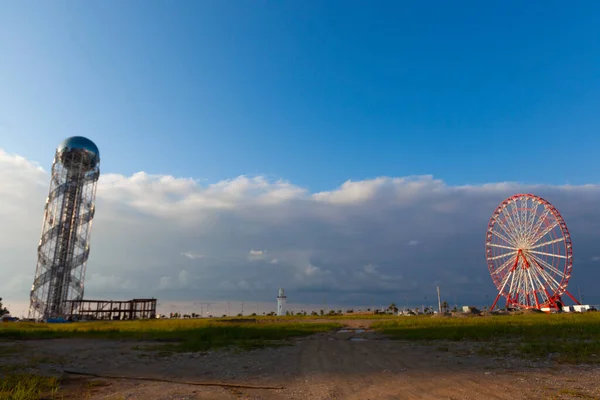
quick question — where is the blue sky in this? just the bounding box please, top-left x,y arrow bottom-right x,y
1,1 -> 600,191
2,1 -> 600,314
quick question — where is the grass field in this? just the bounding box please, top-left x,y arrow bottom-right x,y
0,317 -> 342,352
373,312 -> 600,364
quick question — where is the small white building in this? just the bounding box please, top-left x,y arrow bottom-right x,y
277,288 -> 287,316
542,305 -> 591,313
573,304 -> 590,313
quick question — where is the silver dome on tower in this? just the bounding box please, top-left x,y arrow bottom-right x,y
56,136 -> 100,172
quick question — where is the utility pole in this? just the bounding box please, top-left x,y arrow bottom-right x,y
437,286 -> 442,313
205,302 -> 214,316
227,302 -> 231,316
241,302 -> 244,316
578,286 -> 583,304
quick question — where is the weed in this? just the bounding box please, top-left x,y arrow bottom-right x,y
0,374 -> 60,400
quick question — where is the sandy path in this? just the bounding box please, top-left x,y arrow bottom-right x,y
2,321 -> 599,399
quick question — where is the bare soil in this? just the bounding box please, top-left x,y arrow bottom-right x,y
2,319 -> 599,399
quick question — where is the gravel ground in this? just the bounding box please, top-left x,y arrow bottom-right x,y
1,320 -> 599,399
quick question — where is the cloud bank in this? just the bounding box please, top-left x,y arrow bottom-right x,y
1,148 -> 599,316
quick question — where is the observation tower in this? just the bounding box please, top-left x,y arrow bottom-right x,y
29,136 -> 100,320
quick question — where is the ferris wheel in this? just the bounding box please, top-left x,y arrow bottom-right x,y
485,194 -> 579,310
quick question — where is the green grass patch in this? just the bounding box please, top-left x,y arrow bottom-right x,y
373,313 -> 600,364
0,318 -> 341,352
0,374 -> 60,400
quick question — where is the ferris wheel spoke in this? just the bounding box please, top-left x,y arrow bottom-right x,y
528,237 -> 565,251
490,229 -> 518,247
496,268 -> 514,297
527,249 -> 566,259
524,272 -> 539,306
511,200 -> 522,227
526,201 -> 540,236
528,208 -> 552,242
512,261 -> 524,289
528,255 -> 563,290
530,220 -> 559,246
533,269 -> 554,302
504,251 -> 522,299
517,268 -> 527,300
517,267 -> 527,299
525,269 -> 541,307
507,265 -> 518,300
488,251 -> 517,261
515,269 -> 529,304
494,253 -> 518,274
520,197 -> 529,240
487,243 -> 517,251
510,201 -> 525,240
523,213 -> 541,240
527,252 -> 565,278
517,197 -> 529,240
528,268 -> 551,303
494,219 -> 520,246
503,204 -> 523,241
530,265 -> 561,296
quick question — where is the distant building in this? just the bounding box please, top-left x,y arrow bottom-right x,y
277,288 -> 286,316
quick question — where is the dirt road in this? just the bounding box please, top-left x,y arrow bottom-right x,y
3,320 -> 599,399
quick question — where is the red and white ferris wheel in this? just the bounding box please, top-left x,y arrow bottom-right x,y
486,194 -> 580,310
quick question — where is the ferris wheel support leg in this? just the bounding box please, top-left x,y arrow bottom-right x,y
563,290 -> 581,305
544,288 -> 559,310
533,292 -> 541,309
490,292 -> 503,311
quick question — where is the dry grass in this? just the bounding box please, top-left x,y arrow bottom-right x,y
0,374 -> 60,400
374,312 -> 600,364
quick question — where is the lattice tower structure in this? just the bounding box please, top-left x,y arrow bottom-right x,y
29,137 -> 100,320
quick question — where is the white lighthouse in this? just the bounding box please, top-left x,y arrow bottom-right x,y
277,288 -> 287,316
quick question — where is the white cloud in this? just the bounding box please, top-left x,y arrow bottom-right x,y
248,249 -> 267,260
158,270 -> 190,290
182,251 -> 204,260
1,148 -> 600,316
